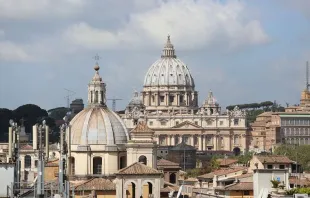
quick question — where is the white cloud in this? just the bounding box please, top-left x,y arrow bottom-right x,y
63,0 -> 269,51
0,0 -> 85,19
0,41 -> 31,61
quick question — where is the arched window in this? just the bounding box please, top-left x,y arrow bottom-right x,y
138,155 -> 147,165
95,91 -> 99,103
170,173 -> 176,184
93,157 -> 102,174
101,91 -> 104,104
119,156 -> 126,169
24,155 -> 31,168
90,91 -> 93,103
71,157 -> 75,175
148,182 -> 153,195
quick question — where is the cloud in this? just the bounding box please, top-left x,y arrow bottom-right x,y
0,0 -> 85,19
63,0 -> 269,51
0,41 -> 31,61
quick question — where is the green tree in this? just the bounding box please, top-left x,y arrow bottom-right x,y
48,107 -> 70,120
210,156 -> 220,170
237,152 -> 253,165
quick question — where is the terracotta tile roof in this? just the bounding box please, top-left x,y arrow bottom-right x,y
45,159 -> 59,167
117,162 -> 162,175
198,167 -> 247,179
219,182 -> 253,191
235,173 -> 253,179
257,112 -> 273,117
289,177 -> 310,186
161,186 -> 179,192
75,178 -> 115,191
131,122 -> 154,133
21,144 -> 33,150
217,159 -> 238,166
157,159 -> 180,168
256,155 -> 293,164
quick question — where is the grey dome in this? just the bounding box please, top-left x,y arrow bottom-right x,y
143,35 -> 195,88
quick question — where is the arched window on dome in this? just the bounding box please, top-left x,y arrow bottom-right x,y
90,91 -> 93,103
95,91 -> 99,103
138,155 -> 147,165
101,91 -> 104,104
93,157 -> 102,175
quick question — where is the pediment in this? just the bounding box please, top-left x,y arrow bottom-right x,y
172,121 -> 202,129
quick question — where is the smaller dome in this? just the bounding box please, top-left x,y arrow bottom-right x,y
128,91 -> 143,106
70,107 -> 128,145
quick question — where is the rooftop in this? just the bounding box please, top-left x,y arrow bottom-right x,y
157,159 -> 181,169
74,178 -> 115,191
255,155 -> 293,164
117,162 -> 161,175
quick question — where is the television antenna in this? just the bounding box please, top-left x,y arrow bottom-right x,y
64,88 -> 76,108
107,97 -> 122,112
306,61 -> 309,91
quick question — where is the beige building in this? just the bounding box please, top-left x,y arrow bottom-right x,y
249,112 -> 280,152
121,36 -> 248,154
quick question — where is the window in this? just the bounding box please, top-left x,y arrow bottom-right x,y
207,120 -> 212,125
207,136 -> 213,145
93,157 -> 102,174
220,121 -> 223,125
180,95 -> 184,103
195,121 -> 198,125
169,96 -> 174,103
234,136 -> 239,145
244,191 -> 250,195
24,155 -> 31,169
161,121 -> 166,126
34,160 -> 38,168
139,155 -> 147,165
152,95 -> 155,102
234,119 -> 239,126
160,96 -> 165,102
149,121 -> 153,126
175,121 -> 179,125
159,136 -> 166,145
267,165 -> 273,169
279,165 -> 285,169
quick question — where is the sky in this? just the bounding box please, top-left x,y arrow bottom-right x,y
0,0 -> 309,111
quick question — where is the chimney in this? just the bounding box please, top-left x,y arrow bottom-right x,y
45,125 -> 49,161
33,125 -> 38,150
8,127 -> 13,161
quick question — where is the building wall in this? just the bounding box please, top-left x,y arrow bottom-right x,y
280,115 -> 310,145
227,190 -> 253,198
0,164 -> 14,197
44,166 -> 58,181
74,190 -> 116,198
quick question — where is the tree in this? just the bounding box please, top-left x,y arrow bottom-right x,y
48,107 -> 70,120
13,104 -> 48,135
0,108 -> 14,141
210,156 -> 220,170
274,144 -> 310,171
237,152 -> 253,165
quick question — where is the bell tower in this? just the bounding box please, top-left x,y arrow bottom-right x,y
88,54 -> 106,107
126,122 -> 157,168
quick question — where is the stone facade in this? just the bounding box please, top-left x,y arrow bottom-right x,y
122,36 -> 247,153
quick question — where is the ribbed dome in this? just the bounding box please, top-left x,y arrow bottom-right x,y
70,107 -> 128,145
143,35 -> 195,88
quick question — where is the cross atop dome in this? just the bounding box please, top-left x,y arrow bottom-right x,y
161,34 -> 176,58
93,53 -> 101,71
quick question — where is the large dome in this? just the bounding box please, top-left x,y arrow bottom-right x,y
70,107 -> 128,145
143,35 -> 195,88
